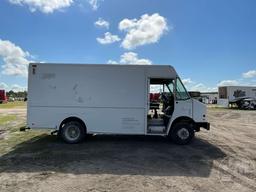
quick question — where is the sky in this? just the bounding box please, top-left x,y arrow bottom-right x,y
0,0 -> 256,92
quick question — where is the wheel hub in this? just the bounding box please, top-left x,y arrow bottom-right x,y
66,126 -> 80,140
177,128 -> 190,140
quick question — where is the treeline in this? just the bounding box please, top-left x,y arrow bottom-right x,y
6,90 -> 27,98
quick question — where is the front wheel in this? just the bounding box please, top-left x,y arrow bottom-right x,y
169,122 -> 195,145
60,121 -> 85,144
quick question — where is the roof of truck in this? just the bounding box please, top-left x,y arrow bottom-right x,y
30,62 -> 175,68
29,63 -> 178,79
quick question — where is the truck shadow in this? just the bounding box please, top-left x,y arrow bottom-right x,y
0,134 -> 226,177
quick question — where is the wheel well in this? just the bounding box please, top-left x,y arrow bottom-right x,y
170,116 -> 195,132
59,117 -> 86,131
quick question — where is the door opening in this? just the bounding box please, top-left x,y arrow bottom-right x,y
147,78 -> 175,134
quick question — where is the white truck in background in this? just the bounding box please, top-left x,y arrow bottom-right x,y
27,63 -> 210,144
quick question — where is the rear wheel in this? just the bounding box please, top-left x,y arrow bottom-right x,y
169,122 -> 194,145
60,121 -> 85,144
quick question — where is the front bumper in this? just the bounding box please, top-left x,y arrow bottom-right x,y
195,122 -> 210,130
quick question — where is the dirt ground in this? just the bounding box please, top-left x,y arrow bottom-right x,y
0,107 -> 255,192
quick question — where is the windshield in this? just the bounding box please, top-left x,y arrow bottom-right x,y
176,77 -> 190,100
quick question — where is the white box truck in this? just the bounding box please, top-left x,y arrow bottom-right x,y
27,63 -> 210,144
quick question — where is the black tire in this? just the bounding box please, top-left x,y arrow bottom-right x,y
169,122 -> 194,145
60,121 -> 86,144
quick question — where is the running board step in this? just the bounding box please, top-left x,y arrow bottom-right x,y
148,126 -> 166,133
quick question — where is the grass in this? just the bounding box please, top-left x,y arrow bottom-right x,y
0,128 -> 44,154
0,103 -> 46,155
0,115 -> 17,125
0,101 -> 26,109
0,112 -> 45,155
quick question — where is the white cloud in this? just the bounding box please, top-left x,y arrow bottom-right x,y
95,18 -> 109,29
242,70 -> 256,78
96,32 -> 121,44
0,39 -> 32,77
120,52 -> 152,64
182,78 -> 194,85
180,76 -> 256,93
8,0 -> 73,13
107,60 -> 118,64
10,84 -> 27,92
88,0 -> 103,10
119,13 -> 168,49
150,85 -> 162,93
217,80 -> 239,86
0,82 -> 27,92
190,83 -> 217,92
108,52 -> 152,65
182,78 -> 217,92
0,82 -> 8,89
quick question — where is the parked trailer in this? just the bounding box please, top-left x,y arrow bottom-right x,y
27,63 -> 210,144
218,86 -> 256,107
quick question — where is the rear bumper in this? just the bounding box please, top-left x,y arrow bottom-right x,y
195,122 -> 210,130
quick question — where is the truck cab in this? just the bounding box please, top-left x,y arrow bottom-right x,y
147,77 -> 210,144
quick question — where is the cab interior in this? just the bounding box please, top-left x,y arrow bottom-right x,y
147,78 -> 175,134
